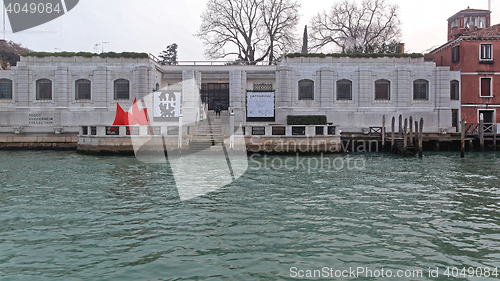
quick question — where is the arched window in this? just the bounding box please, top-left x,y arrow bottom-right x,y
298,79 -> 314,100
413,79 -> 429,100
36,79 -> 52,100
114,79 -> 130,100
0,79 -> 12,99
75,79 -> 91,100
450,80 -> 459,100
337,79 -> 352,100
375,79 -> 390,100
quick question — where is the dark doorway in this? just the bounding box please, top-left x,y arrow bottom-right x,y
479,110 -> 494,133
479,110 -> 494,124
452,109 -> 459,132
201,83 -> 230,110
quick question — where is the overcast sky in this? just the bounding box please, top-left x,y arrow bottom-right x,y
3,0 -> 499,60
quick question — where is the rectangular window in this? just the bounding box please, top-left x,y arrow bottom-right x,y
298,80 -> 314,100
480,77 -> 492,97
375,80 -> 390,100
75,79 -> 91,100
413,80 -> 429,100
452,109 -> 458,131
315,126 -> 324,135
480,44 -> 493,61
452,45 -> 460,63
337,80 -> 352,100
252,126 -> 266,135
292,126 -> 306,135
0,79 -> 12,99
272,126 -> 286,135
450,80 -> 460,100
253,83 -> 273,92
327,126 -> 336,135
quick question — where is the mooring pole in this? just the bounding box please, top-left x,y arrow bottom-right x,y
409,116 -> 413,145
479,113 -> 484,152
460,118 -> 465,158
403,118 -> 408,157
391,116 -> 395,154
382,115 -> 386,149
494,123 -> 497,149
398,115 -> 402,138
415,120 -> 419,155
419,118 -> 424,158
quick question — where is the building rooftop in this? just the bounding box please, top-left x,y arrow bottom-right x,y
447,8 -> 491,22
461,23 -> 500,38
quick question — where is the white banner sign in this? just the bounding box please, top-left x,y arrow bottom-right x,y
153,91 -> 181,118
247,92 -> 274,118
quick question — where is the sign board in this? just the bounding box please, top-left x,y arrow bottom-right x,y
153,91 -> 181,118
28,113 -> 54,125
246,92 -> 274,118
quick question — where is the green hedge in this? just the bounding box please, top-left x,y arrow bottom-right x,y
287,115 -> 327,125
20,51 -> 149,58
285,52 -> 423,59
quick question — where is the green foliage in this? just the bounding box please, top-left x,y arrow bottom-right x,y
159,43 -> 178,65
20,52 -> 149,58
285,52 -> 423,59
0,51 -> 20,67
287,115 -> 327,125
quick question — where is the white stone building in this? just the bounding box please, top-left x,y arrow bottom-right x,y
0,54 -> 461,145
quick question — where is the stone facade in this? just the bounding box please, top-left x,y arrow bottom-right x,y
0,55 -> 460,143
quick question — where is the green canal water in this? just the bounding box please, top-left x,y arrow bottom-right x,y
0,151 -> 499,280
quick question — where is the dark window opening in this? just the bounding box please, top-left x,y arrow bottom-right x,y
315,126 -> 324,135
450,80 -> 460,100
252,126 -> 266,135
413,79 -> 429,100
337,79 -> 352,100
114,79 -> 130,100
480,44 -> 493,61
272,126 -> 286,135
0,79 -> 12,99
253,83 -> 273,92
36,79 -> 52,100
292,126 -> 306,135
452,45 -> 460,63
375,79 -> 390,100
75,79 -> 91,100
298,79 -> 314,100
481,77 -> 492,97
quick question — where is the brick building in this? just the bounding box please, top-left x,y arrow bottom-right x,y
432,8 -> 500,125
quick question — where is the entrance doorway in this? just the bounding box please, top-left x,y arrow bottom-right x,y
452,109 -> 459,132
479,110 -> 494,123
479,110 -> 494,133
201,83 -> 230,110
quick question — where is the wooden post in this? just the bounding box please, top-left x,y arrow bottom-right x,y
409,116 -> 413,145
460,118 -> 465,158
382,115 -> 386,149
494,123 -> 497,150
398,115 -> 402,138
391,116 -> 395,153
403,118 -> 408,157
479,113 -> 485,152
419,118 -> 424,158
415,120 -> 419,155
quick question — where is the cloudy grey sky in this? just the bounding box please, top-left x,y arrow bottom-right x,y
3,0 -> 499,60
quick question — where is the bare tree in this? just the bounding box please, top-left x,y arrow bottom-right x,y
196,0 -> 300,64
309,0 -> 401,52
